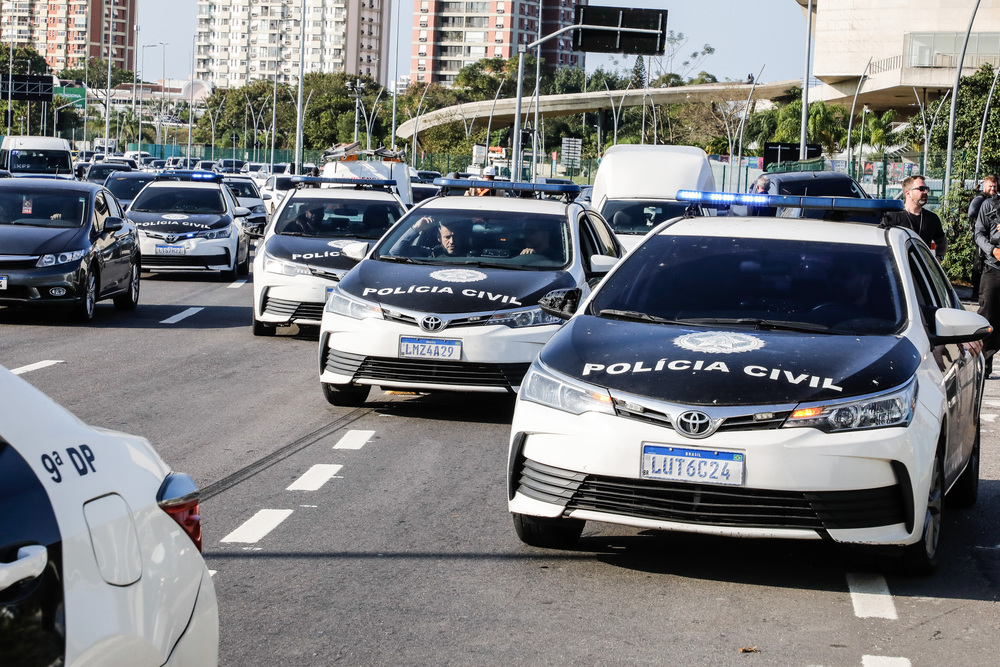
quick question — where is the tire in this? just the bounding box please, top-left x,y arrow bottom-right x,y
321,382 -> 369,407
898,444 -> 944,575
113,262 -> 140,310
74,268 -> 97,322
948,424 -> 980,509
237,240 -> 250,277
252,312 -> 276,337
512,512 -> 585,549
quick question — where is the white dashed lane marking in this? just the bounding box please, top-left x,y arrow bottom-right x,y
160,307 -> 204,324
862,656 -> 911,666
286,464 -> 343,491
10,360 -> 64,375
847,573 -> 898,619
981,413 -> 998,423
334,430 -> 375,450
227,280 -> 248,289
220,509 -> 293,543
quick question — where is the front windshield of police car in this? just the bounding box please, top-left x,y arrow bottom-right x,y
603,200 -> 690,235
377,209 -> 570,269
130,186 -> 226,214
274,198 -> 404,239
590,236 -> 905,336
0,191 -> 87,228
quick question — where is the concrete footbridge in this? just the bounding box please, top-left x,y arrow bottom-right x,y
395,79 -> 800,141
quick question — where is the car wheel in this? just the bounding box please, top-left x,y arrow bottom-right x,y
221,258 -> 238,281
252,312 -> 276,337
321,382 -> 369,407
75,268 -> 97,322
237,241 -> 251,277
113,262 -> 140,310
899,444 -> 944,575
947,424 -> 979,508
512,512 -> 584,549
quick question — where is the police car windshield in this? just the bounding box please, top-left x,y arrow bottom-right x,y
0,191 -> 87,228
274,199 -> 403,239
130,186 -> 226,214
590,236 -> 905,336
378,210 -> 569,269
603,200 -> 689,235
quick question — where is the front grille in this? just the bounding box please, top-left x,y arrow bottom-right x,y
515,458 -> 905,531
614,402 -> 792,432
382,309 -> 490,329
263,296 -> 324,321
323,348 -> 528,390
0,256 -> 39,270
143,250 -> 231,268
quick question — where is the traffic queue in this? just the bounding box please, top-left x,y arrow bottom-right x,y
1,141 -> 993,666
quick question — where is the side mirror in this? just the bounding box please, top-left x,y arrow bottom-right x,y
342,241 -> 370,263
262,193 -> 272,201
104,216 -> 124,232
234,206 -> 251,218
538,287 -> 582,320
930,307 -> 992,345
589,254 -> 619,275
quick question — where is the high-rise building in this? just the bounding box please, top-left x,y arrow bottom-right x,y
0,0 -> 137,74
410,0 -> 584,88
195,0 -> 392,90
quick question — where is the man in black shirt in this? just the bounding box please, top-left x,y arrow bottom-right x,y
884,175 -> 946,261
969,175 -> 997,299
974,185 -> 1000,375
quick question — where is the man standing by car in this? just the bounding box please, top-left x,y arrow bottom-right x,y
884,175 -> 947,261
974,180 -> 1000,376
969,175 -> 997,300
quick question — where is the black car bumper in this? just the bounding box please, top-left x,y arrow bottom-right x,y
0,262 -> 86,307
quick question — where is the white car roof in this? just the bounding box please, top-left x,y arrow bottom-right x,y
659,215 -> 890,246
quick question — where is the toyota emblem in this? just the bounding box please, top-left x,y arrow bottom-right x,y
166,235 -> 177,243
674,410 -> 717,439
420,315 -> 446,332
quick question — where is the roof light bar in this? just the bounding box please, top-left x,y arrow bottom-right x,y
433,178 -> 580,195
156,169 -> 224,182
675,190 -> 904,212
291,176 -> 397,187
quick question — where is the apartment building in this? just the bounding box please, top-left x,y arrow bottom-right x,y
0,0 -> 136,74
195,0 -> 391,90
411,0 -> 584,87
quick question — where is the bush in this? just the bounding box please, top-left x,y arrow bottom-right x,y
940,186 -> 978,285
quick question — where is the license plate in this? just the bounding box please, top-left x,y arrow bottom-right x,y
641,444 -> 745,486
0,275 -> 6,290
399,336 -> 461,360
155,245 -> 185,256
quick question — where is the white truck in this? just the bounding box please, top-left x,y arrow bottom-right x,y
93,137 -> 117,154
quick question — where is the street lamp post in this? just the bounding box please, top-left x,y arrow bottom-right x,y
857,105 -> 870,177
104,0 -> 114,154
346,80 -> 364,143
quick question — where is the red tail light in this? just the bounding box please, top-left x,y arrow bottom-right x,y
157,473 -> 203,552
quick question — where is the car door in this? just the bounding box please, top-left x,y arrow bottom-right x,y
907,241 -> 979,484
92,191 -> 128,292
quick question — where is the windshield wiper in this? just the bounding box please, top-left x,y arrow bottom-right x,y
279,231 -> 305,236
598,309 -> 680,324
379,255 -> 435,265
679,317 -> 831,333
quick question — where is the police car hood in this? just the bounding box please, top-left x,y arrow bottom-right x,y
128,210 -> 231,233
341,261 -> 576,314
1,225 -> 88,255
264,234 -> 361,272
541,316 -> 920,405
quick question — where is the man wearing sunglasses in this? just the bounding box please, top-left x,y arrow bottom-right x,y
884,175 -> 946,262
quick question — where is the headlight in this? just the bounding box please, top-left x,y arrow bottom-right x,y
197,225 -> 232,240
262,251 -> 310,276
325,287 -> 383,320
488,306 -> 562,328
520,361 -> 614,415
36,249 -> 86,267
251,204 -> 267,215
784,376 -> 916,432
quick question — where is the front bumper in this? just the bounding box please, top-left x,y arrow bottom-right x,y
507,398 -> 938,547
319,312 -> 559,393
253,272 -> 340,326
139,235 -> 235,271
0,260 -> 87,307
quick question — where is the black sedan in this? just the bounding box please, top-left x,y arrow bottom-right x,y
104,171 -> 158,210
0,179 -> 140,321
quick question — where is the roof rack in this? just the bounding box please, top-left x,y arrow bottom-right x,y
433,178 -> 580,201
155,169 -> 223,183
291,176 -> 397,188
675,190 -> 904,213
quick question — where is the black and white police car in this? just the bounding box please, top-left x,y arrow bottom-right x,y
317,179 -> 623,406
252,177 -> 405,336
506,190 -> 990,574
128,171 -> 251,279
0,366 -> 218,665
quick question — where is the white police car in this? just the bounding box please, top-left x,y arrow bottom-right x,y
252,177 -> 405,336
0,366 -> 218,665
318,179 -> 623,406
128,172 -> 251,279
506,191 -> 990,574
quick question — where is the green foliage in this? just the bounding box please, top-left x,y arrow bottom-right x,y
59,57 -> 133,89
940,185 -> 979,284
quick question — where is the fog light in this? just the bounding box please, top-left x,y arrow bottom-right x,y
49,287 -> 67,297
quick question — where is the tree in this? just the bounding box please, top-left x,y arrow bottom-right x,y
60,58 -> 134,89
631,56 -> 647,89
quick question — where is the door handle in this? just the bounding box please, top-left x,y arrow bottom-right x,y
0,545 -> 48,592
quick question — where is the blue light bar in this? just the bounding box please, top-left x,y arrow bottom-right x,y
433,178 -> 580,195
675,190 -> 904,212
291,176 -> 397,187
155,169 -> 223,182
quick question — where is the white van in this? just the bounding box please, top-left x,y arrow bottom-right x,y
0,136 -> 74,179
320,159 -> 413,208
591,145 -> 715,250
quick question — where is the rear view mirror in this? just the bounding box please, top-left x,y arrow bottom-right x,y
589,254 -> 619,275
930,308 -> 992,345
342,241 -> 370,262
104,216 -> 124,232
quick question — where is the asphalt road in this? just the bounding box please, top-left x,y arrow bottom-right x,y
3,266 -> 1000,667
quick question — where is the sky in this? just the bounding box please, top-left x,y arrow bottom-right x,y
137,0 -> 808,86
